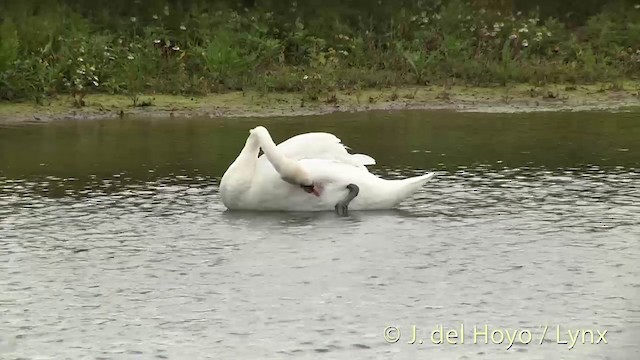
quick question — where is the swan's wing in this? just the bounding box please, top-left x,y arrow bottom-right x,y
258,132 -> 376,169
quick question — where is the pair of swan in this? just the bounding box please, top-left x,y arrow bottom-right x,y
219,126 -> 435,215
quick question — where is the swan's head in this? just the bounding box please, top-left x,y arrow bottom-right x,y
285,167 -> 313,185
278,172 -> 321,196
279,163 -> 318,194
291,170 -> 323,197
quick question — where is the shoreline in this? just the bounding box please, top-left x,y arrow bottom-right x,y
1,83 -> 639,123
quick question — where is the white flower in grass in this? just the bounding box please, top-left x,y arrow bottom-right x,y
127,54 -> 135,60
153,14 -> 159,20
509,34 -> 518,40
522,40 -> 529,47
130,17 -> 137,23
180,25 -> 187,31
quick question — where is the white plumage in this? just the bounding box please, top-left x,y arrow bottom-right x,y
219,126 -> 435,211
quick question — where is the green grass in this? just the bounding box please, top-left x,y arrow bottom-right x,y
0,0 -> 639,106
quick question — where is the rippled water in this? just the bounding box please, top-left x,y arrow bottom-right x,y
1,110 -> 639,359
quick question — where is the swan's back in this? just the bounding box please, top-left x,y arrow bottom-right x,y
257,132 -> 375,169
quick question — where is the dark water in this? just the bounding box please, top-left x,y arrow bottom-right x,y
0,110 -> 639,360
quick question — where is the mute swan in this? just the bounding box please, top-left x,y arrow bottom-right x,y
219,126 -> 435,215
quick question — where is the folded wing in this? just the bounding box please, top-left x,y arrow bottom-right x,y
257,132 -> 376,170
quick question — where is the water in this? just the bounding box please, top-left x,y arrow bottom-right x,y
1,110 -> 639,360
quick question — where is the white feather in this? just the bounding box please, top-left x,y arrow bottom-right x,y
220,126 -> 435,211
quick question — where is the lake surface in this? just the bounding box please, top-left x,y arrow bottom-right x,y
0,110 -> 639,360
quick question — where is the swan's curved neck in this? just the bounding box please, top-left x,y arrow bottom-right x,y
219,134 -> 261,207
255,130 -> 287,170
239,135 -> 261,161
226,135 -> 261,179
254,129 -> 311,186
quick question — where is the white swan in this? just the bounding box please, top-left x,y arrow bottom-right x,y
219,126 -> 435,214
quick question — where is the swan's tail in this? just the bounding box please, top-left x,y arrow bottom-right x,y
386,172 -> 436,205
402,172 -> 436,190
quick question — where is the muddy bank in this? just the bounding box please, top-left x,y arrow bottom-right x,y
1,83 -> 639,123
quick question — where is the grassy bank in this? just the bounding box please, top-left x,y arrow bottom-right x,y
1,1 -> 639,112
1,82 -> 639,122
